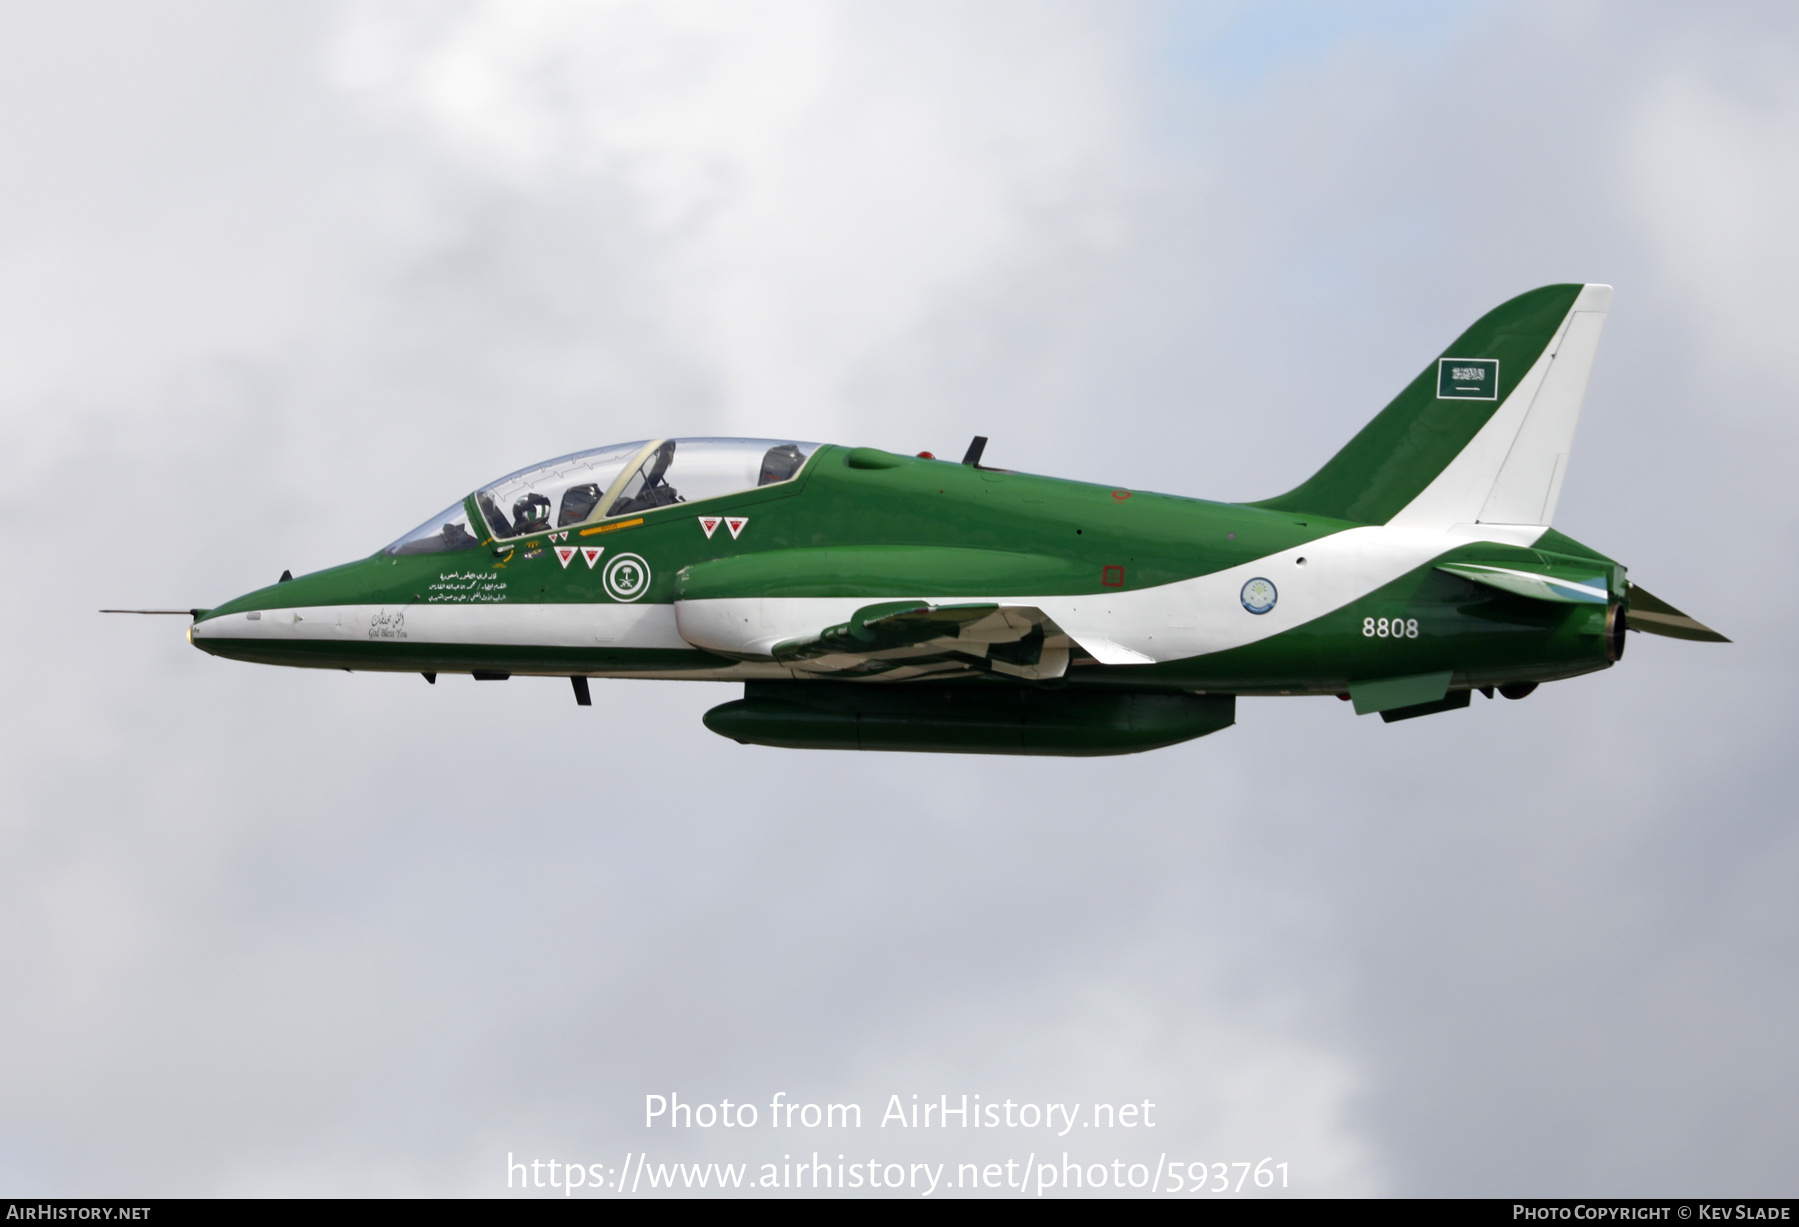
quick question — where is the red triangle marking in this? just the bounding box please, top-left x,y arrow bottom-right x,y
555,546 -> 577,568
581,547 -> 604,568
698,517 -> 721,538
725,517 -> 748,539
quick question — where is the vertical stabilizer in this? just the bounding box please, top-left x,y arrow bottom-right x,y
1254,284 -> 1611,529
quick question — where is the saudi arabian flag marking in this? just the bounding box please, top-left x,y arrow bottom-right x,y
1437,357 -> 1499,400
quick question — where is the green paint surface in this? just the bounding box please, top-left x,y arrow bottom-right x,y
1349,671 -> 1454,715
1255,284 -> 1584,523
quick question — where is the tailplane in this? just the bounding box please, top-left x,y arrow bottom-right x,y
1255,284 -> 1611,529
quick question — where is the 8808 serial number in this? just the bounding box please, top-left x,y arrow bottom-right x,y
1363,617 -> 1419,638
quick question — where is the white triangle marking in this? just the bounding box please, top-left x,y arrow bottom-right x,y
554,546 -> 577,568
725,517 -> 748,539
581,546 -> 604,569
698,517 -> 721,538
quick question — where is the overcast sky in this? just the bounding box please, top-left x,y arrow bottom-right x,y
1,0 -> 1794,1198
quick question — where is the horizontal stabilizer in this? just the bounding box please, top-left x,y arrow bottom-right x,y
1436,562 -> 1608,604
1625,584 -> 1729,643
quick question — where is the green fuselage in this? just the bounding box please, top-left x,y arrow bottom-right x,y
191,443 -> 1619,697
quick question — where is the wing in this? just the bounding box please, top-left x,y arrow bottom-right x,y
770,601 -> 1075,681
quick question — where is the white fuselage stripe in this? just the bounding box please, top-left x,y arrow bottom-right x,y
674,522 -> 1550,664
196,523 -> 1550,666
193,601 -> 690,649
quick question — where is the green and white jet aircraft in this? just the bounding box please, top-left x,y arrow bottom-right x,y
127,283 -> 1726,755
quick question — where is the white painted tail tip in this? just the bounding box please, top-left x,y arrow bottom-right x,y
1575,284 -> 1613,312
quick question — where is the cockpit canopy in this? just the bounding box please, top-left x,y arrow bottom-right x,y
383,437 -> 820,556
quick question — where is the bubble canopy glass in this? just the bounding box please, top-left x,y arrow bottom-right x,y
383,438 -> 819,555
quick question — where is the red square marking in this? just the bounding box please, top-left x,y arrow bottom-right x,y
1101,565 -> 1125,587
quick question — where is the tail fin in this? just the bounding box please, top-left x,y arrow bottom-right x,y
1255,283 -> 1611,528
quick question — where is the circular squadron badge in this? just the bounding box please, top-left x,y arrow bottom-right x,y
1240,577 -> 1278,615
603,552 -> 652,602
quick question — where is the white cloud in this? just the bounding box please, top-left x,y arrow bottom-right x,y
1,0 -> 1795,1199
329,0 -> 1145,439
1631,51 -> 1799,379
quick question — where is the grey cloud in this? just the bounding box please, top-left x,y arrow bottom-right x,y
0,0 -> 1792,1197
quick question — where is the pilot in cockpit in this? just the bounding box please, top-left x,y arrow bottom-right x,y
465,437 -> 812,542
511,492 -> 552,535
